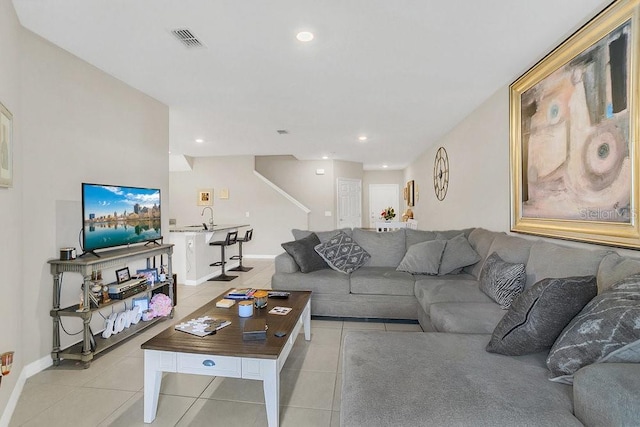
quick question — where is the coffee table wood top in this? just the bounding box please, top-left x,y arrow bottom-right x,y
141,289 -> 311,359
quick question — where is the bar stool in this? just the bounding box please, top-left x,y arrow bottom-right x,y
229,229 -> 253,272
208,231 -> 238,282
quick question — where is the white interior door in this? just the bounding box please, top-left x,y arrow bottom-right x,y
369,184 -> 399,228
337,178 -> 362,229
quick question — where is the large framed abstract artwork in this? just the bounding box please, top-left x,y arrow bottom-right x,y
510,0 -> 640,248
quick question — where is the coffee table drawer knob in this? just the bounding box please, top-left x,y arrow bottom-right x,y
202,359 -> 216,367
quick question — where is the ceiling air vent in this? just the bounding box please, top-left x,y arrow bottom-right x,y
276,130 -> 289,135
170,28 -> 205,48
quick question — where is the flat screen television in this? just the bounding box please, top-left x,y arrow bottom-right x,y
82,183 -> 162,254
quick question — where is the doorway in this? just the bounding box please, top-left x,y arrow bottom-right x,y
337,178 -> 362,229
369,184 -> 400,228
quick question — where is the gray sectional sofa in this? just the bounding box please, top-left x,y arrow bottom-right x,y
272,227 -> 640,426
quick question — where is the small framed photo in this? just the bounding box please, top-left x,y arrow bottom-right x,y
0,102 -> 13,188
115,267 -> 131,284
136,268 -> 158,285
132,297 -> 149,312
197,189 -> 213,206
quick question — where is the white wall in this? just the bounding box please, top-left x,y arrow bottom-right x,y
169,156 -> 308,256
0,0 -> 23,415
256,156 -> 368,231
405,88 -> 510,232
0,1 -> 169,416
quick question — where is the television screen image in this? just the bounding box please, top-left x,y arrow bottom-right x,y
82,183 -> 161,252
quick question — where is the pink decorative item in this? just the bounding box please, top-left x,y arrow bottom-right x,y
149,294 -> 172,317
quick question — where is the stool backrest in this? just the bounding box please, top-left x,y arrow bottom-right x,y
243,229 -> 253,242
225,231 -> 238,245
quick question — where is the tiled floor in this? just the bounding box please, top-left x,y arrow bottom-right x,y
9,260 -> 422,426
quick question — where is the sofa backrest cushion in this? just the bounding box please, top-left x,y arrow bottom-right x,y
486,234 -> 534,266
464,228 -> 503,278
596,252 -> 640,293
405,229 -> 437,250
352,228 -> 406,267
292,228 -> 351,242
526,241 -> 609,288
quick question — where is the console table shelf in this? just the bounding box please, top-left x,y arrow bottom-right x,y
48,244 -> 174,367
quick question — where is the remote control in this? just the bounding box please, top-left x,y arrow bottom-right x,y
268,291 -> 290,299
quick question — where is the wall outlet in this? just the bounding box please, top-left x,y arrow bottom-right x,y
325,211 -> 332,217
245,211 -> 250,217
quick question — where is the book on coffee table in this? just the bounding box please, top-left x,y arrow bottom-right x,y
174,316 -> 231,337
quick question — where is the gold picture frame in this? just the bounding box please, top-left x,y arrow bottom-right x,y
407,180 -> 415,207
510,0 -> 640,248
197,189 -> 213,206
0,102 -> 13,188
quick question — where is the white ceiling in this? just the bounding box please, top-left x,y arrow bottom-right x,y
13,0 -> 610,170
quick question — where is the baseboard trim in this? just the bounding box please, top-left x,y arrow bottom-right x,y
0,355 -> 52,427
244,254 -> 276,259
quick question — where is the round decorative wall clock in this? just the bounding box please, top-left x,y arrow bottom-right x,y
433,147 -> 449,201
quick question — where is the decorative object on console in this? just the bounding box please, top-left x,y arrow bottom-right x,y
380,207 -> 396,220
1,351 -> 14,377
479,252 -> 526,309
0,101 -> 13,188
149,293 -> 172,317
486,276 -> 597,356
433,147 -> 449,201
546,274 -> 640,384
314,231 -> 371,274
197,188 -> 213,206
281,233 -> 329,273
137,268 -> 158,285
510,0 -> 640,248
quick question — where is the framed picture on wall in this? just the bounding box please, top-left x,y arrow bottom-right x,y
510,0 -> 640,248
197,189 -> 213,206
407,180 -> 415,207
0,102 -> 13,188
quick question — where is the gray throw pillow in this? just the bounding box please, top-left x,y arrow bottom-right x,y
486,276 -> 597,356
314,231 -> 371,274
437,233 -> 481,275
396,240 -> 446,275
547,275 -> 640,384
281,233 -> 328,273
479,252 -> 526,309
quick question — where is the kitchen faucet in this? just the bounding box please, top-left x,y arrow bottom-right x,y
201,207 -> 214,228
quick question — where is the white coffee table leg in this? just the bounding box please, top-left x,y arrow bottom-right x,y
144,350 -> 163,423
303,301 -> 311,341
262,359 -> 280,427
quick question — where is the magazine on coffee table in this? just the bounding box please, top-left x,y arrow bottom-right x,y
174,316 -> 231,337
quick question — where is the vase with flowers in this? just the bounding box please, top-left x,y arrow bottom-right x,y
380,207 -> 396,221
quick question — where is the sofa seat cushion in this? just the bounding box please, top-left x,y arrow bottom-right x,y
271,269 -> 350,295
414,277 -> 493,310
350,267 -> 415,296
342,332 -> 580,427
430,302 -> 505,333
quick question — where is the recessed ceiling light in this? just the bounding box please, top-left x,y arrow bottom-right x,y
195,138 -> 204,143
296,31 -> 314,42
382,164 -> 388,168
358,135 -> 368,141
322,155 -> 329,160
